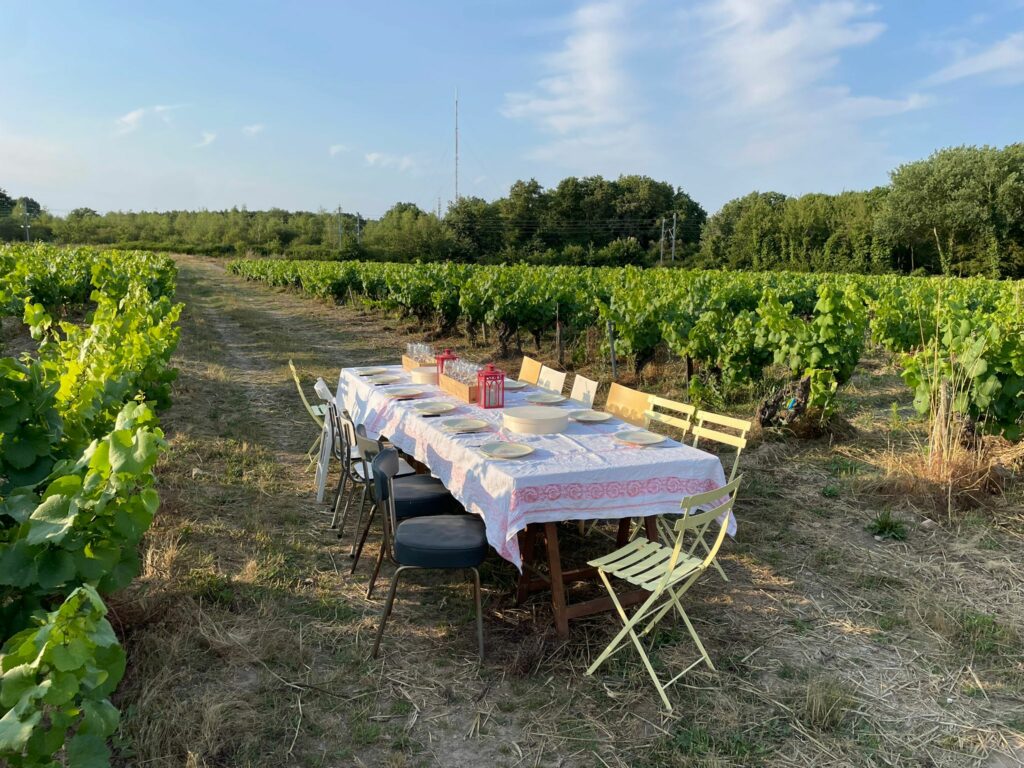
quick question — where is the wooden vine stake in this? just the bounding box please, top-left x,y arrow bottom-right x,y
556,302 -> 564,368
607,320 -> 618,380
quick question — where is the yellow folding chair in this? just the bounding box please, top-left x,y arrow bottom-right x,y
289,359 -> 328,464
585,477 -> 741,711
689,410 -> 751,581
604,382 -> 651,426
644,395 -> 696,437
691,410 -> 751,483
518,356 -> 542,384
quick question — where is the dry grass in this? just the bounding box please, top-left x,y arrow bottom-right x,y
110,254 -> 1024,767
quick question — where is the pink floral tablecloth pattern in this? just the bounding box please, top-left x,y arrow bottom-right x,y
337,366 -> 731,570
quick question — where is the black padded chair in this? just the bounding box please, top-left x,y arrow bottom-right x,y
368,448 -> 488,659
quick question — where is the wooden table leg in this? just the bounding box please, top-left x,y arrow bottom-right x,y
543,522 -> 569,638
515,526 -> 536,606
616,518 -> 631,546
643,516 -> 659,542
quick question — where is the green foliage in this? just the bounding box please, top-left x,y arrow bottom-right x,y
866,510 -> 908,541
1,244 -> 179,766
0,586 -> 123,767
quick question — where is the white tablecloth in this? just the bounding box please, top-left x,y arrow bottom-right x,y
337,366 -> 731,571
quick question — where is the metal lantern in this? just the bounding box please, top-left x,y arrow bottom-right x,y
435,348 -> 458,377
477,364 -> 505,409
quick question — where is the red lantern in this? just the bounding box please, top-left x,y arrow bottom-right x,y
477,364 -> 505,409
435,348 -> 457,377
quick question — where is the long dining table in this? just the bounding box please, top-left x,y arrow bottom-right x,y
337,364 -> 731,637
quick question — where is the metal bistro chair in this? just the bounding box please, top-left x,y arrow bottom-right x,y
518,356 -> 542,384
538,365 -> 567,394
342,425 -> 416,555
289,360 -> 328,465
569,374 -> 599,406
689,410 -> 752,582
350,431 -> 455,573
369,448 -> 488,659
585,477 -> 742,711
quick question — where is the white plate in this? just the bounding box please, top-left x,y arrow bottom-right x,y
413,401 -> 457,415
385,387 -> 425,399
479,442 -> 534,459
442,417 -> 489,433
614,429 -> 665,446
569,409 -> 612,422
504,379 -> 527,390
355,366 -> 387,376
526,392 -> 566,404
367,374 -> 401,385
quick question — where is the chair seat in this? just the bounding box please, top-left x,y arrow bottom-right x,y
393,474 -> 459,520
588,539 -> 702,591
352,457 -> 415,482
394,515 -> 487,569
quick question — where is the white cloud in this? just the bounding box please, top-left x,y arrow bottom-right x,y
926,31 -> 1024,85
676,0 -> 927,193
328,143 -> 349,156
195,131 -> 217,148
115,108 -> 147,135
501,1 -> 652,170
115,104 -> 185,134
242,123 -> 265,136
364,151 -> 416,171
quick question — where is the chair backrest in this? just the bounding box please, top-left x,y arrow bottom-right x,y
518,356 -> 542,384
691,411 -> 752,482
663,476 -> 742,588
288,359 -> 323,427
327,403 -> 356,464
538,365 -> 567,394
372,447 -> 401,530
604,382 -> 651,427
313,377 -> 333,403
645,395 -> 695,437
569,374 -> 598,406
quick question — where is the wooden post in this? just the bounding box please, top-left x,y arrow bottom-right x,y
556,303 -> 564,368
607,320 -> 618,380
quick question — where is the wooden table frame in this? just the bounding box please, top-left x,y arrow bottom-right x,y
515,517 -> 659,638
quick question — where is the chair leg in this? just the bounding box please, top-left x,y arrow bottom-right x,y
351,503 -> 379,574
470,568 -> 484,660
674,604 -> 716,672
371,566 -> 409,658
700,534 -> 729,581
329,472 -> 348,528
366,532 -> 387,598
345,483 -> 369,552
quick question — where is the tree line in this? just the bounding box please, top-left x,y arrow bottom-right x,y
2,143 -> 1022,277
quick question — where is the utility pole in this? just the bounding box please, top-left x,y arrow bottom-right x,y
22,210 -> 30,242
454,88 -> 460,203
337,206 -> 343,246
356,213 -> 362,244
670,211 -> 677,262
659,218 -> 665,266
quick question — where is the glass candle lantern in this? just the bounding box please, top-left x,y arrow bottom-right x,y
435,348 -> 458,377
477,364 -> 505,409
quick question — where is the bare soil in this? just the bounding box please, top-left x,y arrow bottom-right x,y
112,254 -> 1024,768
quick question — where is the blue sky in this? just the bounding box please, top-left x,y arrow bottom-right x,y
2,0 -> 1023,217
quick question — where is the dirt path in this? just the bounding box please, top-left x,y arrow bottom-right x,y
112,254 -> 1024,768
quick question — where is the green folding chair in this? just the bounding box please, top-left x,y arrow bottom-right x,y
288,359 -> 327,465
585,477 -> 741,711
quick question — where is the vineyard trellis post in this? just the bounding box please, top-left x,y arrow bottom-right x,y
607,319 -> 618,380
556,302 -> 564,368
